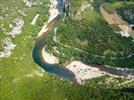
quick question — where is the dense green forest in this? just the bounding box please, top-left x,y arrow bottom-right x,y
45,0 -> 134,68
115,3 -> 134,24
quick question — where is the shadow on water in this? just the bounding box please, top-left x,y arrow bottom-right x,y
32,0 -> 77,83
32,24 -> 77,83
32,43 -> 77,83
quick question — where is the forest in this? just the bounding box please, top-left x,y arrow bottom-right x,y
45,0 -> 134,68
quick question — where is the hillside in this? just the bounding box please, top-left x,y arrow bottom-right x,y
45,0 -> 134,68
0,0 -> 134,100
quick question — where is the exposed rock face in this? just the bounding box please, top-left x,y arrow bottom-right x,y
0,18 -> 24,58
23,0 -> 34,7
31,14 -> 40,25
6,18 -> 24,38
0,38 -> 16,57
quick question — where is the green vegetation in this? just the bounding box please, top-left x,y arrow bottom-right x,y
1,72 -> 134,100
102,3 -> 115,14
110,24 -> 122,32
1,0 -> 134,100
92,0 -> 134,10
46,0 -> 134,68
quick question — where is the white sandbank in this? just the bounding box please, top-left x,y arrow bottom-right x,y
39,0 -> 62,64
66,61 -> 105,84
42,47 -> 59,64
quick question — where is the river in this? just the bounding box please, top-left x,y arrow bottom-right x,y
32,0 -> 134,84
32,0 -> 77,83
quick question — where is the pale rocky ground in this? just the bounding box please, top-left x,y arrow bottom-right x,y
0,0 -> 41,58
0,18 -> 24,58
66,61 -> 134,84
66,61 -> 105,84
0,38 -> 16,57
31,14 -> 40,25
6,18 -> 24,38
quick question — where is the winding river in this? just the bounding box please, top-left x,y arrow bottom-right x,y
32,0 -> 77,83
32,0 -> 134,83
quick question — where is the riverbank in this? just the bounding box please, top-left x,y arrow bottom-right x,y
66,61 -> 105,84
38,0 -> 62,64
37,0 -> 134,84
42,47 -> 59,64
37,0 -> 63,37
66,61 -> 134,84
